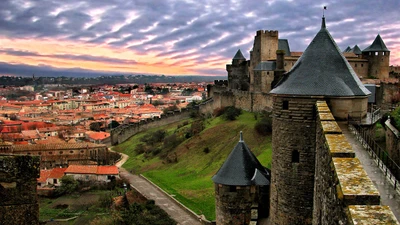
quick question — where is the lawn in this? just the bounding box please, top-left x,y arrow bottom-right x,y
39,190 -> 116,225
112,111 -> 272,220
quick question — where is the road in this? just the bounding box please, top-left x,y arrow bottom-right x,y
115,152 -> 202,225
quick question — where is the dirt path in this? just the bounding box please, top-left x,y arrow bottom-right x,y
115,152 -> 202,225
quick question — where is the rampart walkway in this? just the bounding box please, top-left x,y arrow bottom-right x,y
115,153 -> 202,225
339,122 -> 400,221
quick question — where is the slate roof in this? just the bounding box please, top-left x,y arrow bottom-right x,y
278,39 -> 291,56
363,34 -> 390,52
352,45 -> 362,55
270,17 -> 370,97
254,61 -> 276,71
212,132 -> 270,186
233,49 -> 246,60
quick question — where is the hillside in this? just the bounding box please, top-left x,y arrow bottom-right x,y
112,111 -> 272,220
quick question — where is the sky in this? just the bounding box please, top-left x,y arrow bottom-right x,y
0,0 -> 399,77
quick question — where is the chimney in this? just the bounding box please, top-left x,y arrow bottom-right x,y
276,50 -> 285,71
272,50 -> 286,89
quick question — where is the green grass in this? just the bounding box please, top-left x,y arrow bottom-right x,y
112,111 -> 272,220
39,190 -> 113,224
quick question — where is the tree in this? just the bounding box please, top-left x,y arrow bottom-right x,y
108,120 -> 120,129
54,176 -> 79,196
90,122 -> 102,131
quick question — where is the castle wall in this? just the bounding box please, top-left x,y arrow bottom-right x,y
0,154 -> 40,225
110,109 -> 192,145
385,119 -> 400,178
313,101 -> 398,225
204,89 -> 272,114
348,60 -> 369,79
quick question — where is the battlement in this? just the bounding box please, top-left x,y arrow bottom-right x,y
313,101 -> 399,224
256,30 -> 278,37
214,80 -> 228,86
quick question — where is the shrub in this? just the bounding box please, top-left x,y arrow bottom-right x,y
54,176 -> 79,196
203,147 -> 210,154
254,111 -> 273,136
223,106 -> 242,121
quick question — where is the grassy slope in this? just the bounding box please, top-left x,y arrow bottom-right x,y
112,111 -> 272,220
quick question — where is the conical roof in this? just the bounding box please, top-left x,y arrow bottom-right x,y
343,46 -> 351,52
363,34 -> 390,52
270,17 -> 370,97
212,132 -> 270,186
233,49 -> 246,60
352,45 -> 362,55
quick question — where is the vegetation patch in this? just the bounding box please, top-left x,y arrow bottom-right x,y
113,111 -> 272,220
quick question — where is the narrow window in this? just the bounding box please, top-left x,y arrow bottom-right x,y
282,100 -> 289,110
292,150 -> 300,163
355,64 -> 357,67
361,64 -> 363,67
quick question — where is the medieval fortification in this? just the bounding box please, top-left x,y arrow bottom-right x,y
211,17 -> 400,225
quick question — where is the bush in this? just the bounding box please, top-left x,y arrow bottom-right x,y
254,111 -> 273,136
223,106 -> 242,121
54,176 -> 79,196
203,147 -> 210,154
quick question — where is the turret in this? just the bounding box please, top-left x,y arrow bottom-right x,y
269,16 -> 370,225
212,132 -> 270,225
362,34 -> 390,80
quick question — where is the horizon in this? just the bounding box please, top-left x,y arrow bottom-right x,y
0,0 -> 399,77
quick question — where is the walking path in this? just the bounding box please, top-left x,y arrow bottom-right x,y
339,122 -> 400,221
115,152 -> 202,225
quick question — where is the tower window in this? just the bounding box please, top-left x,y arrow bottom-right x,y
229,186 -> 236,192
355,64 -> 357,67
361,64 -> 363,67
375,52 -> 378,56
282,100 -> 289,110
292,150 -> 300,163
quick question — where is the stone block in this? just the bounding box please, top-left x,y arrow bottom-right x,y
325,134 -> 355,158
348,205 -> 399,225
333,158 -> 380,205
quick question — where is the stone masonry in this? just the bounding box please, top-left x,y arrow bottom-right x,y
0,154 -> 40,225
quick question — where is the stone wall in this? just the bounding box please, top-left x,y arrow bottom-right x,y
0,154 -> 40,225
214,184 -> 254,225
110,109 -> 192,145
385,119 -> 400,178
313,101 -> 398,225
203,89 -> 272,114
270,97 -> 317,225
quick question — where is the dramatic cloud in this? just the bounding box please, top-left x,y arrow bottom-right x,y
0,0 -> 399,77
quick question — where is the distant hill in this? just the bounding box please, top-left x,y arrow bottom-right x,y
0,74 -> 227,86
112,111 -> 272,220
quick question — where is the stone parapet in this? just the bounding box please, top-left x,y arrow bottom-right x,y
313,100 -> 399,225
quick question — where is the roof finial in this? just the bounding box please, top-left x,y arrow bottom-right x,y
321,6 -> 327,29
239,131 -> 244,142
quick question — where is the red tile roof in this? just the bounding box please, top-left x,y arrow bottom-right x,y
65,165 -> 119,175
65,165 -> 98,174
97,166 -> 119,175
49,168 -> 67,179
38,170 -> 52,183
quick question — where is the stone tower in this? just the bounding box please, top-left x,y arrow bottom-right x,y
212,132 -> 270,225
362,34 -> 390,80
250,30 -> 279,92
269,17 -> 370,225
227,49 -> 249,91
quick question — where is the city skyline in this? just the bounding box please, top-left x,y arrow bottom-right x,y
0,0 -> 399,77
